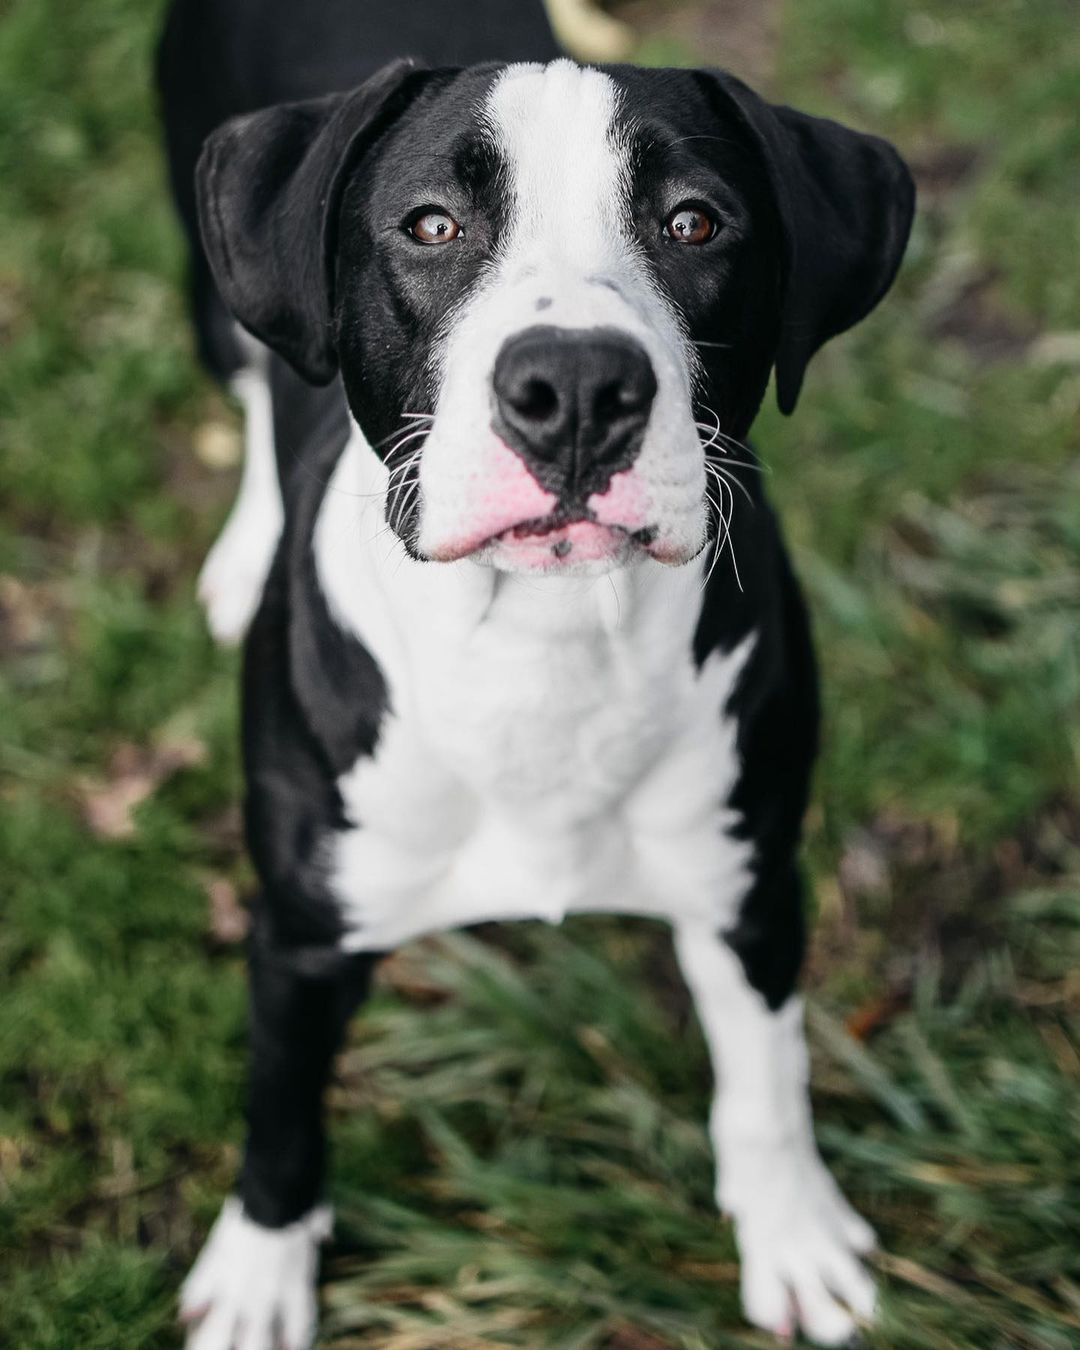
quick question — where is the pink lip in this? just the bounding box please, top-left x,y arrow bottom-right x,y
422,445 -> 675,567
490,517 -> 632,567
430,514 -> 650,567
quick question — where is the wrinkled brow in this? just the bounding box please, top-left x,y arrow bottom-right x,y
624,119 -> 760,188
452,127 -> 510,214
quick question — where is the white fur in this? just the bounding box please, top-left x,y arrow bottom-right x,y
180,1198 -> 331,1350
314,429 -> 879,1343
316,430 -> 754,951
198,338 -> 283,645
416,61 -> 705,568
674,930 -> 877,1344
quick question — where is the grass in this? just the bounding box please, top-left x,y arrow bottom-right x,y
1,0 -> 1077,1345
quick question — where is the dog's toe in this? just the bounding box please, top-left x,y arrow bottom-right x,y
838,1201 -> 878,1257
180,1198 -> 327,1350
788,1269 -> 860,1346
741,1240 -> 867,1346
184,1300 -> 240,1350
727,1147 -> 878,1347
740,1250 -> 795,1340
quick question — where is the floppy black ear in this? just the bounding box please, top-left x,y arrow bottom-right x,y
195,59 -> 427,385
701,71 -> 915,414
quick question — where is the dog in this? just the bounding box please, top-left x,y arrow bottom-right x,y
158,1 -> 915,1344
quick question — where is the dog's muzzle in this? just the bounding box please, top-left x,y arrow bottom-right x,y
492,325 -> 657,506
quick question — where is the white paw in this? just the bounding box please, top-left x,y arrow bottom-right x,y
723,1145 -> 877,1346
197,502 -> 281,646
180,1197 -> 332,1350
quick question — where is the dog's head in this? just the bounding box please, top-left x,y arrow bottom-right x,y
197,59 -> 913,574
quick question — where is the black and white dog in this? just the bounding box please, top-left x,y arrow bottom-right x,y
158,1 -> 914,1344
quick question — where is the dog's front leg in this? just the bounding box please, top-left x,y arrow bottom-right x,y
181,913 -> 376,1350
673,923 -> 877,1346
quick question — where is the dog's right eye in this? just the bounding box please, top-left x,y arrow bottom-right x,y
663,203 -> 718,245
408,210 -> 462,245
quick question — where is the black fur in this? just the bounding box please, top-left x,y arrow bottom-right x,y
692,502 -> 820,1009
699,70 -> 916,414
157,0 -> 559,377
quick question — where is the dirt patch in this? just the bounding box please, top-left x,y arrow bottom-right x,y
907,141 -> 983,204
616,0 -> 783,87
78,734 -> 208,840
928,271 -> 1037,366
810,796 -> 1080,1008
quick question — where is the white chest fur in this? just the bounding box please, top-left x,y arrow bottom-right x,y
314,431 -> 754,952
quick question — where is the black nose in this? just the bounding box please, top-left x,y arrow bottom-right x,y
492,326 -> 657,499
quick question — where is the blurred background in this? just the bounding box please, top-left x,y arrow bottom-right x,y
1,1 -> 1078,1345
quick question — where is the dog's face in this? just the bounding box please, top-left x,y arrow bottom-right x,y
336,63 -> 780,572
198,60 -> 914,574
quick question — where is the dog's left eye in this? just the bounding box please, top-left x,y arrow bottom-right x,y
408,210 -> 462,244
663,203 -> 717,245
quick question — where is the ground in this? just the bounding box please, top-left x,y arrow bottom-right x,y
1,0 -> 1078,1346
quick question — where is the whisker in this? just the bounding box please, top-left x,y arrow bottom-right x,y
384,427 -> 432,459
715,426 -> 765,465
391,465 -> 423,523
665,134 -> 743,150
728,529 -> 743,592
699,429 -> 721,454
698,401 -> 722,438
695,403 -> 763,464
382,467 -> 415,506
383,432 -> 429,480
371,410 -> 436,452
279,414 -> 438,507
702,472 -> 742,593
705,459 -> 754,509
394,476 -> 422,526
388,444 -> 426,521
719,475 -> 743,593
373,424 -> 421,451
705,453 -> 764,475
714,430 -> 754,457
701,483 -> 727,591
696,404 -> 722,457
385,450 -> 422,490
695,425 -> 769,475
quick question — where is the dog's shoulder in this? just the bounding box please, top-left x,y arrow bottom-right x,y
695,484 -> 819,802
256,379 -> 388,777
241,384 -> 389,931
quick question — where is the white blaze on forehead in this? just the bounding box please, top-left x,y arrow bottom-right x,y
485,60 -> 629,267
417,59 -> 707,570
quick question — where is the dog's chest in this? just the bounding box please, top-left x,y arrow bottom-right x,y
314,439 -> 755,950
326,571 -> 754,950
415,592 -> 675,828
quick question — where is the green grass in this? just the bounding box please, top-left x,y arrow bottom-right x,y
1,0 -> 1078,1345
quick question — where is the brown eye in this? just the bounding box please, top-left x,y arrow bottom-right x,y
664,204 -> 717,245
409,210 -> 462,244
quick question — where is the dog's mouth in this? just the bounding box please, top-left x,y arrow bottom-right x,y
433,513 -> 658,570
495,516 -> 650,568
